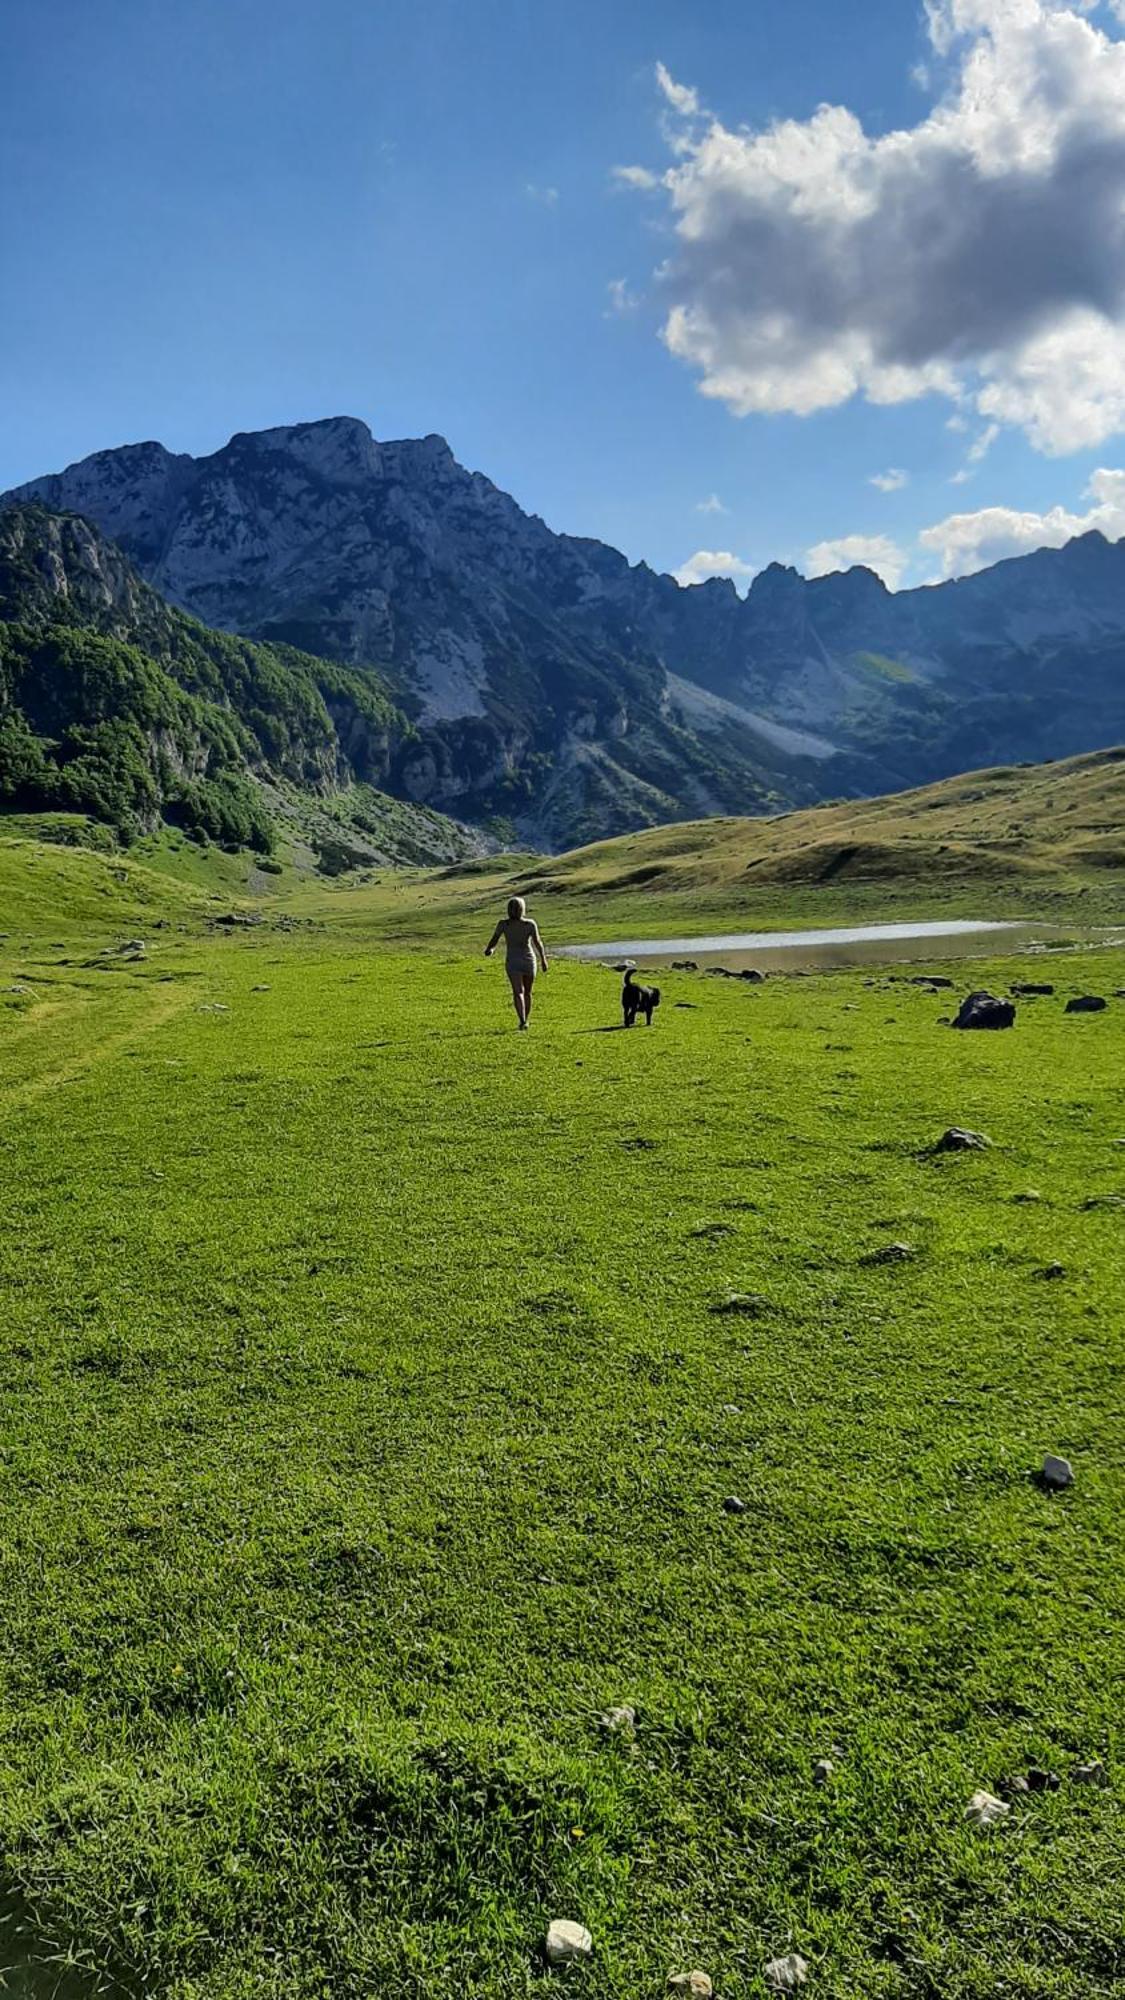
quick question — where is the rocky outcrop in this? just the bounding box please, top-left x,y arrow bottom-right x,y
0,505 -> 481,862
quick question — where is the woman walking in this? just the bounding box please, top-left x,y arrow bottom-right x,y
484,896 -> 548,1029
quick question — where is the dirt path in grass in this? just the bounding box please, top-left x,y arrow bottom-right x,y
0,980 -> 193,1119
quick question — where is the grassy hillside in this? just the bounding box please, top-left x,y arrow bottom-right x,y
291,746 -> 1125,948
0,908 -> 1122,1997
512,746 -> 1125,912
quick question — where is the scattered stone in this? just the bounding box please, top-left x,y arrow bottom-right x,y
1012,1190 -> 1042,1204
1072,1760 -> 1107,1786
251,984 -> 271,992
998,1773 -> 1031,1797
1082,1194 -> 1125,1210
934,1127 -> 991,1152
965,1790 -> 1010,1828
722,1495 -> 748,1515
1065,995 -> 1107,1014
667,1974 -> 713,1998
1034,1263 -> 1066,1280
213,911 -> 264,928
765,1953 -> 809,1992
912,975 -> 954,988
1026,1766 -> 1061,1792
738,968 -> 766,982
672,960 -> 699,971
1011,982 -> 1054,996
1041,1453 -> 1074,1490
598,1704 -> 636,1736
952,991 -> 1016,1030
546,1920 -> 593,1966
812,1758 -> 835,1786
710,1292 -> 773,1316
861,1242 -> 916,1266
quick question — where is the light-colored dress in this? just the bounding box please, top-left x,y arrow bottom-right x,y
501,917 -> 539,979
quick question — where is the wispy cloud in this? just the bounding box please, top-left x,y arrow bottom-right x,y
695,492 -> 727,514
525,182 -> 559,206
612,164 -> 660,191
655,62 -> 702,118
605,277 -> 641,317
950,419 -> 1001,483
869,468 -> 908,493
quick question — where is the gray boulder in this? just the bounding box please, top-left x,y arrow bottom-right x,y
935,1127 -> 991,1152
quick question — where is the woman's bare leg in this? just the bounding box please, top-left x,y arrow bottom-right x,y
508,973 -> 527,1026
522,972 -> 535,1021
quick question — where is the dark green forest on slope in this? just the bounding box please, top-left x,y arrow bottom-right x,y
0,504 -> 411,851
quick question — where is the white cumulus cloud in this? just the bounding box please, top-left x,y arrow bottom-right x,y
805,534 -> 908,589
918,464 -> 1125,573
673,548 -> 754,587
637,1 -> 1125,454
870,468 -> 909,492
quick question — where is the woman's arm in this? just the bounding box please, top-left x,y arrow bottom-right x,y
484,921 -> 505,957
531,922 -> 548,971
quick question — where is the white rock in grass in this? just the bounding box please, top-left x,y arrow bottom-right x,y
1042,1454 -> 1074,1490
965,1790 -> 1010,1828
599,1704 -> 636,1736
546,1919 -> 593,1966
668,1974 -> 713,1997
765,1953 -> 809,1991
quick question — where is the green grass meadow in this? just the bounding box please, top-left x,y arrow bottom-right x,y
0,880 -> 1123,1995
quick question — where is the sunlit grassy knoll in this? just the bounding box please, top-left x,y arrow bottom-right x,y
0,905 -> 1122,1997
291,746 -> 1125,947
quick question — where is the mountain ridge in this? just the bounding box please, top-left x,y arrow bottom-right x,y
7,417 -> 1125,845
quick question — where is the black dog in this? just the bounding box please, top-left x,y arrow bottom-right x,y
622,968 -> 661,1028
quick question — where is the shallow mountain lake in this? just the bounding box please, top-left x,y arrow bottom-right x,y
557,917 -> 1083,974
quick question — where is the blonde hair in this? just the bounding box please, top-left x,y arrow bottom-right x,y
507,896 -> 526,920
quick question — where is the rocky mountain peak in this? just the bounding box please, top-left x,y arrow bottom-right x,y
6,419 -> 1125,847
227,415 -> 382,487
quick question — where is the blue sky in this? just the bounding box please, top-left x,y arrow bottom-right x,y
5,0 -> 1125,587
